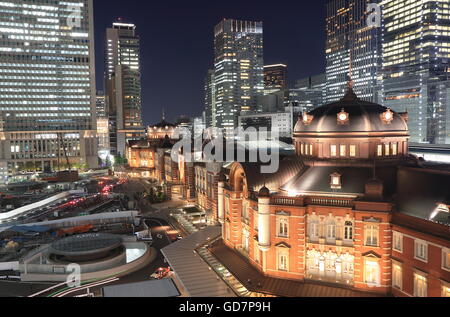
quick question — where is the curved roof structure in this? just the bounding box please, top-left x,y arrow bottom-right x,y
50,233 -> 123,260
294,89 -> 408,135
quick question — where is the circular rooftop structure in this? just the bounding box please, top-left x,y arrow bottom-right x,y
49,233 -> 124,263
294,89 -> 408,135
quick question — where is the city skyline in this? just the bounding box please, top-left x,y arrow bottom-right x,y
93,0 -> 328,125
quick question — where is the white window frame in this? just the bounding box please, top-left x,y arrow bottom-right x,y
344,221 -> 353,241
414,240 -> 428,263
414,273 -> 428,297
309,221 -> 319,240
365,224 -> 379,247
277,250 -> 289,272
392,263 -> 403,290
393,232 -> 403,253
277,217 -> 289,238
326,223 -> 336,240
364,259 -> 380,286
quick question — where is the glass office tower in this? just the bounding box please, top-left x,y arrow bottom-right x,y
381,0 -> 450,144
0,0 -> 98,182
214,19 -> 264,134
105,21 -> 144,156
264,64 -> 288,95
325,0 -> 382,103
204,69 -> 216,129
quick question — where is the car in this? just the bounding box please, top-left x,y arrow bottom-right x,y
150,267 -> 172,280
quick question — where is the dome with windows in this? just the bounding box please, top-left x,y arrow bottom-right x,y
294,88 -> 409,135
292,86 -> 411,161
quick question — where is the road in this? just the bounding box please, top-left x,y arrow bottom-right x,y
2,178 -> 189,297
35,217 -> 175,297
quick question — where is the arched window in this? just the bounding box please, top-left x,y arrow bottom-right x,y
344,221 -> 353,240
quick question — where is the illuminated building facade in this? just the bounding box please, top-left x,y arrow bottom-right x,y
264,64 -> 288,95
217,87 -> 450,297
238,112 -> 293,138
325,0 -> 382,103
381,0 -> 450,144
105,21 -> 145,156
96,91 -> 107,119
214,19 -> 264,133
204,69 -> 216,128
147,117 -> 177,140
0,0 -> 98,180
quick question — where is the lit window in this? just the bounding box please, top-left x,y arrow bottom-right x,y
340,145 -> 346,157
392,264 -> 403,290
385,144 -> 390,156
330,173 -> 342,189
326,223 -> 336,240
278,217 -> 289,238
414,273 -> 427,297
443,282 -> 450,297
393,232 -> 403,253
365,224 -> 379,247
278,252 -> 289,272
301,143 -> 304,154
310,144 -> 313,156
415,240 -> 428,262
350,145 -> 356,157
309,221 -> 319,241
377,145 -> 383,157
392,143 -> 398,156
331,145 -> 337,157
443,249 -> 450,271
365,259 -> 380,286
344,221 -> 353,240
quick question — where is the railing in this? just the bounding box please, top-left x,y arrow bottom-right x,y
308,197 -> 354,208
270,197 -> 303,206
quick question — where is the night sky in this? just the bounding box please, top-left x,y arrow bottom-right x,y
93,0 -> 327,125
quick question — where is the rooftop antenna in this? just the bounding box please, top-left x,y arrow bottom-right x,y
162,108 -> 166,121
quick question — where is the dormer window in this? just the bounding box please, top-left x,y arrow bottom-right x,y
330,173 -> 342,189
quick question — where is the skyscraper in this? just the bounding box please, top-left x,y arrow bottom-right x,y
0,0 -> 98,181
204,69 -> 216,128
325,0 -> 382,103
96,91 -> 107,119
381,0 -> 450,144
105,21 -> 145,156
264,64 -> 288,95
214,19 -> 264,133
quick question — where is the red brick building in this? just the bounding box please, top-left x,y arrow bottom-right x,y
217,88 -> 450,297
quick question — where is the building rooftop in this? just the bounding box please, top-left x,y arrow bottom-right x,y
161,226 -> 236,297
295,88 -> 408,134
102,279 -> 180,298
